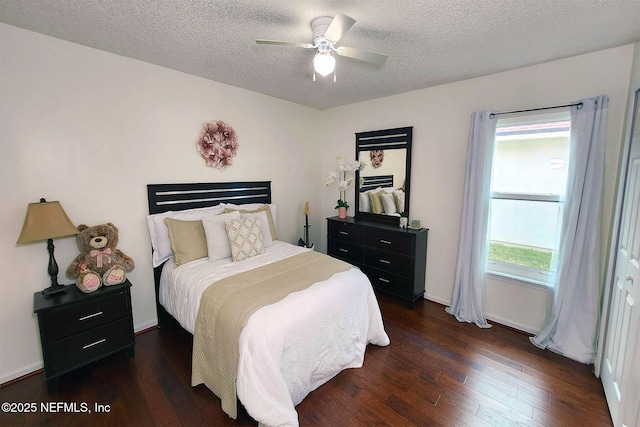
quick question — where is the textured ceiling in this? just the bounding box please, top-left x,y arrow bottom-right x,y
1,1 -> 640,109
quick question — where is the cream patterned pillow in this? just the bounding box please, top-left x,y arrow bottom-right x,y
224,217 -> 264,262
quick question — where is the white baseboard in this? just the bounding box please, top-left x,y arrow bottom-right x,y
424,294 -> 449,306
135,319 -> 158,333
484,313 -> 538,335
423,294 -> 538,335
1,361 -> 43,385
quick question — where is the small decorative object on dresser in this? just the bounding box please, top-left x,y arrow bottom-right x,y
399,211 -> 409,228
327,216 -> 428,308
33,280 -> 135,393
326,155 -> 365,219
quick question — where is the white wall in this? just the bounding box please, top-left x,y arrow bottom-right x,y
319,45 -> 634,333
0,23 -> 320,383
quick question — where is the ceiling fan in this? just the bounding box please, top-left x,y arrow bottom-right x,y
256,13 -> 387,80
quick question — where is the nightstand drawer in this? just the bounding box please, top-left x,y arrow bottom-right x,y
48,317 -> 134,375
43,291 -> 129,342
328,220 -> 364,245
364,247 -> 412,277
365,228 -> 413,255
328,239 -> 364,264
361,266 -> 412,295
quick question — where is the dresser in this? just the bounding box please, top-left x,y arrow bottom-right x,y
327,217 -> 428,308
33,280 -> 135,393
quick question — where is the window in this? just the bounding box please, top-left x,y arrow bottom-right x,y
487,111 -> 571,285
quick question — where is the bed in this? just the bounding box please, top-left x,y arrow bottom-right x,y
146,181 -> 389,427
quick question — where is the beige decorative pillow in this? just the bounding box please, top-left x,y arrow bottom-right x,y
147,204 -> 225,267
225,217 -> 264,262
164,218 -> 208,267
369,191 -> 384,214
393,189 -> 405,213
224,204 -> 276,244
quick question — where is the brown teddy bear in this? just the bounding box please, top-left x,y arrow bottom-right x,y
66,223 -> 135,293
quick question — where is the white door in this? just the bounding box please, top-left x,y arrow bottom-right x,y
602,89 -> 640,427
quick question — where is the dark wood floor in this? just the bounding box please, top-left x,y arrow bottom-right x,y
1,294 -> 612,427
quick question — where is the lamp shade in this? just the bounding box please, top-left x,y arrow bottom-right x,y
313,53 -> 336,77
16,201 -> 78,244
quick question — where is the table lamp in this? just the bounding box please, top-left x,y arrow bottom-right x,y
17,198 -> 78,297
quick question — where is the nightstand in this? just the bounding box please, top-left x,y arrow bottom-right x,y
33,279 -> 135,393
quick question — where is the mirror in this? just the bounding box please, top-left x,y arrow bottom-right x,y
354,126 -> 412,224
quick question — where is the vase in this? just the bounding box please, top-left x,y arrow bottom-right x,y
399,217 -> 408,228
338,207 -> 347,219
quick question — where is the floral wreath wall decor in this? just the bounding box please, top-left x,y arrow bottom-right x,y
370,149 -> 384,168
197,120 -> 238,169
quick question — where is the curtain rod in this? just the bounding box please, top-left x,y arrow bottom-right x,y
489,101 -> 583,119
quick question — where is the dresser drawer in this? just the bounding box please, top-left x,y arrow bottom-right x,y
43,291 -> 130,342
48,317 -> 134,375
364,247 -> 413,277
328,239 -> 364,264
328,220 -> 364,245
365,228 -> 414,256
361,266 -> 412,296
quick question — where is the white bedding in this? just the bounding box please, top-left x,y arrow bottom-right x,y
159,240 -> 390,427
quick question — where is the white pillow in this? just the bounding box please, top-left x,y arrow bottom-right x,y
381,192 -> 398,214
201,211 -> 241,262
147,205 -> 225,267
359,192 -> 371,212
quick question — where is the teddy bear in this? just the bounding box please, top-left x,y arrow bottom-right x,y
66,223 -> 135,293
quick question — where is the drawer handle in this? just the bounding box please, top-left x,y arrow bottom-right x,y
339,248 -> 349,253
378,277 -> 390,283
79,311 -> 103,321
339,231 -> 349,235
379,259 -> 391,264
380,239 -> 392,245
82,338 -> 106,350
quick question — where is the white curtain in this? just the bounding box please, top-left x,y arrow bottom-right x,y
446,111 -> 496,328
530,95 -> 608,363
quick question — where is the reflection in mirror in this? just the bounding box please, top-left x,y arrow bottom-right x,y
358,149 -> 407,214
355,127 -> 412,224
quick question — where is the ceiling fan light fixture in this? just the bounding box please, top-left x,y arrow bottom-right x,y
313,52 -> 335,77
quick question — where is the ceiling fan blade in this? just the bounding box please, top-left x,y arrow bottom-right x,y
324,13 -> 356,42
256,39 -> 315,48
336,46 -> 387,65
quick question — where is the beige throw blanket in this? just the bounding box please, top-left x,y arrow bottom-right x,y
191,251 -> 352,419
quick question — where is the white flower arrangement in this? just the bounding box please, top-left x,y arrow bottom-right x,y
326,156 -> 366,209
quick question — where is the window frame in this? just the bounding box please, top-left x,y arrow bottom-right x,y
486,112 -> 570,287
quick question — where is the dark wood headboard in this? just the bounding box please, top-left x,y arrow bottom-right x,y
148,181 -> 271,214
359,175 -> 394,192
146,181 -> 271,327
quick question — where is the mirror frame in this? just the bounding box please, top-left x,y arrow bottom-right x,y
354,126 -> 413,224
